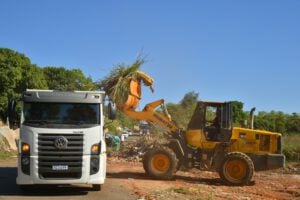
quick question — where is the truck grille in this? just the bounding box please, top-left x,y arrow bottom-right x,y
38,134 -> 83,179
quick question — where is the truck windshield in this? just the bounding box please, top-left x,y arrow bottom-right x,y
23,102 -> 100,128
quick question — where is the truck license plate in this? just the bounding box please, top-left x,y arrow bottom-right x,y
52,165 -> 68,170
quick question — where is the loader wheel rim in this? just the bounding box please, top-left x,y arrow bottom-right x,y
151,154 -> 170,173
224,159 -> 247,182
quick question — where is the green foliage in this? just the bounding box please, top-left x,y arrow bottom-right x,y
0,151 -> 16,160
254,111 -> 289,134
231,101 -> 247,126
43,67 -> 96,91
283,134 -> 300,162
229,102 -> 300,135
104,117 -> 121,134
286,113 -> 300,134
0,48 -> 97,121
180,91 -> 199,108
117,111 -> 137,129
0,48 -> 48,120
104,107 -> 137,134
167,91 -> 199,129
98,58 -> 146,105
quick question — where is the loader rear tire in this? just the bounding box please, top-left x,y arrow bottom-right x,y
219,152 -> 254,186
143,146 -> 178,180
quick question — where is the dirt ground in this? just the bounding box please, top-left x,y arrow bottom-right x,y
1,156 -> 299,200
107,158 -> 300,200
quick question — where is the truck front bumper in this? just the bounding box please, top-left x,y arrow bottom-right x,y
16,154 -> 106,185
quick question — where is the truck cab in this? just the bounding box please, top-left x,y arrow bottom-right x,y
13,90 -> 109,190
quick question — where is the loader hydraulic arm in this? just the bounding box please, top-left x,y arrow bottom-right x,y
116,72 -> 178,133
121,99 -> 178,133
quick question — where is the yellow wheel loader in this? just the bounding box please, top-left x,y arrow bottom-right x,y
112,73 -> 285,185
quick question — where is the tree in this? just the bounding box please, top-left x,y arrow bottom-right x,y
43,67 -> 97,91
167,91 -> 199,129
0,48 -> 48,120
254,111 -> 288,134
231,101 -> 247,127
285,113 -> 300,134
180,91 -> 199,109
18,64 -> 48,92
116,111 -> 137,130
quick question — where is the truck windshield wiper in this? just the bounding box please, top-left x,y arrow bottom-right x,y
64,120 -> 85,125
24,120 -> 58,125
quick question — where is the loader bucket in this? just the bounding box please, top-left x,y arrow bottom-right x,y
120,80 -> 141,110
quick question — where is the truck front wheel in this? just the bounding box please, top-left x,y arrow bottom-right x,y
143,146 -> 178,180
92,184 -> 101,191
219,152 -> 254,185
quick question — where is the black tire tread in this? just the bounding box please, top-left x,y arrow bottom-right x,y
92,184 -> 101,191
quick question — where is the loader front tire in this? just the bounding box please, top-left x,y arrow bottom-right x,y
219,152 -> 254,186
143,146 -> 178,180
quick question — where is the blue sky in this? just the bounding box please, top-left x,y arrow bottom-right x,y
1,0 -> 299,113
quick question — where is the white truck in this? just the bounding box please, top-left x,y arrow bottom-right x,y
8,89 -> 116,191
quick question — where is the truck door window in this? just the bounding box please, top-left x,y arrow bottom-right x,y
205,106 -> 217,127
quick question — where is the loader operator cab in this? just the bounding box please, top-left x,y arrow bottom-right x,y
188,101 -> 232,142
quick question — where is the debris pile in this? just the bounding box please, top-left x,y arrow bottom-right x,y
119,135 -> 167,162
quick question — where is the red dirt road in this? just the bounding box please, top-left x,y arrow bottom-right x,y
107,158 -> 300,200
1,157 -> 299,200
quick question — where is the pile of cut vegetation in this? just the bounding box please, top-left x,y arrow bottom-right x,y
99,58 -> 153,105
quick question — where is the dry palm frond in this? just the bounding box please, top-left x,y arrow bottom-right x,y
99,58 -> 153,105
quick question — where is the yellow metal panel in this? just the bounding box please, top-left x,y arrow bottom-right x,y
231,127 -> 281,154
186,129 -> 219,150
186,129 -> 202,148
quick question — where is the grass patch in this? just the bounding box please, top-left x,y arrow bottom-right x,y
283,134 -> 300,162
0,135 -> 17,160
171,186 -> 191,195
0,151 -> 16,160
165,186 -> 215,200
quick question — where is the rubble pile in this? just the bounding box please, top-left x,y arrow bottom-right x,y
119,135 -> 167,162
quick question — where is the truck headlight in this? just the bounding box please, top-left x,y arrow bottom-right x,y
91,143 -> 101,155
21,143 -> 30,175
21,143 -> 30,154
90,142 -> 101,175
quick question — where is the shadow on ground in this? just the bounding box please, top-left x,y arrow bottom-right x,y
0,167 -> 92,196
107,171 -> 255,186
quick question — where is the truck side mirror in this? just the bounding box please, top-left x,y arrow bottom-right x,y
107,102 -> 116,120
7,99 -> 20,130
